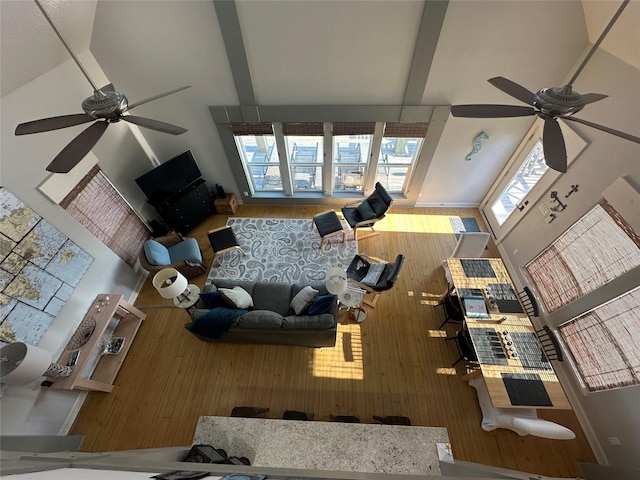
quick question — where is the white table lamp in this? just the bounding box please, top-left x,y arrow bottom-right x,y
326,267 -> 347,295
152,268 -> 200,308
0,342 -> 70,385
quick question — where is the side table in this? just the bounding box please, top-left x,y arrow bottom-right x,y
214,193 -> 238,215
339,285 -> 367,323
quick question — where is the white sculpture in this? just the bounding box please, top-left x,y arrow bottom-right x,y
468,375 -> 576,440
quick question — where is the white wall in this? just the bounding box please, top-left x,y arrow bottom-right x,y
493,50 -> 640,469
0,53 -> 149,435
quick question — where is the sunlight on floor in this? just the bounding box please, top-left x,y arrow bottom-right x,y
421,291 -> 442,306
429,330 -> 448,338
372,213 -> 464,234
311,323 -> 363,379
436,367 -> 458,376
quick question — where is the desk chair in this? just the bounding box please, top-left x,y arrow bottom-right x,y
446,328 -> 478,367
208,226 -> 246,266
435,290 -> 465,329
230,406 -> 269,418
535,325 -> 564,362
518,286 -> 539,317
283,410 -> 314,421
330,414 -> 360,423
442,232 -> 491,287
373,415 -> 411,426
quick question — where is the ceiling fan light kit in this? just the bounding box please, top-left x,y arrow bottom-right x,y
451,0 -> 639,174
15,0 -> 190,174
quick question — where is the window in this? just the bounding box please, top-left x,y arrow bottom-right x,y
333,122 -> 375,193
491,139 -> 548,225
233,123 -> 282,192
525,201 -> 640,313
284,122 -> 324,192
559,287 -> 640,392
61,166 -> 151,267
377,122 -> 427,194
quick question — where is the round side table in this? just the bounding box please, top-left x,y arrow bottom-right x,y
338,285 -> 367,323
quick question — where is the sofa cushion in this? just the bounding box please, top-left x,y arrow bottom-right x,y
237,310 -> 283,329
168,237 -> 202,264
290,286 -> 319,315
199,291 -> 227,309
282,314 -> 334,330
356,200 -> 377,221
307,294 -> 335,315
219,286 -> 254,309
252,282 -> 292,315
144,240 -> 171,266
187,307 -> 247,339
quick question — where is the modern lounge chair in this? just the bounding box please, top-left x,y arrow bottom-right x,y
341,182 -> 393,240
346,253 -> 405,307
139,230 -> 206,280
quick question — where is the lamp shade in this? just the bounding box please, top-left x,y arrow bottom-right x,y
0,342 -> 52,385
326,267 -> 347,295
153,268 -> 188,299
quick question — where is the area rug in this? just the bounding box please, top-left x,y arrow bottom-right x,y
449,216 -> 481,239
206,217 -> 357,284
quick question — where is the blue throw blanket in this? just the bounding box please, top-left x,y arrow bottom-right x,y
187,306 -> 248,339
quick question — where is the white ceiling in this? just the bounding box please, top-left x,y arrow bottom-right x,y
1,0 -> 638,205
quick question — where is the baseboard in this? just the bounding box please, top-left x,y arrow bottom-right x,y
58,391 -> 88,435
415,201 -> 481,208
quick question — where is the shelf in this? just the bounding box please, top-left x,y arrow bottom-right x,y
46,294 -> 145,393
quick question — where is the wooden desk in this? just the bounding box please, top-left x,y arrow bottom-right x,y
446,258 -> 571,410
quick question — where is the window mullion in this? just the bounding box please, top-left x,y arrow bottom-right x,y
273,123 -> 293,195
322,122 -> 333,196
363,122 -> 384,193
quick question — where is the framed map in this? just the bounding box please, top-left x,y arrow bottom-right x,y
0,187 -> 94,345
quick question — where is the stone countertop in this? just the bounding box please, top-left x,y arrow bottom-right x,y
193,416 -> 449,475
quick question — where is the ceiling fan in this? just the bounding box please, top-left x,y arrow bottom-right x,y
451,0 -> 639,173
15,0 -> 190,174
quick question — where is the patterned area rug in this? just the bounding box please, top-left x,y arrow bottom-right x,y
207,217 -> 357,284
449,216 -> 481,239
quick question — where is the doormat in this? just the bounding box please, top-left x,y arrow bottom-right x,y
449,216 -> 481,239
207,217 -> 357,284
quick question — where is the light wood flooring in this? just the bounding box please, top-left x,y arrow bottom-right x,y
70,205 -> 595,477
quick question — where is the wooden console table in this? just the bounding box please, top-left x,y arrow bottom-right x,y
46,294 -> 145,393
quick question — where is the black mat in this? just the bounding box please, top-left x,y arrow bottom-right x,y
501,373 -> 553,407
460,259 -> 496,278
487,283 -> 524,313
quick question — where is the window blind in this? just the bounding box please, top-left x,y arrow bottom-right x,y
559,286 -> 640,391
282,122 -> 324,136
230,123 -> 274,135
332,122 -> 376,135
525,201 -> 640,312
61,166 -> 151,267
383,122 -> 429,137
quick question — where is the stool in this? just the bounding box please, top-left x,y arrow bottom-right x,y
208,226 -> 246,266
312,210 -> 345,249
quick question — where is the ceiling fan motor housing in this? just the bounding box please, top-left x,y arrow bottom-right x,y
82,91 -> 128,119
534,85 -> 585,117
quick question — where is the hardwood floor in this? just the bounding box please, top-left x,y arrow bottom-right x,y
70,205 -> 595,477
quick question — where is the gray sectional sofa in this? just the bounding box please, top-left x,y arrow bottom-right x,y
184,279 -> 338,347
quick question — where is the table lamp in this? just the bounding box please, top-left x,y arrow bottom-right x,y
0,342 -> 71,385
152,268 -> 200,308
326,267 -> 347,295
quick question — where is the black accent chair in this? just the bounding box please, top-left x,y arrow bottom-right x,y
535,325 -> 564,362
435,291 -> 465,329
346,253 -> 405,307
446,328 -> 478,367
518,286 -> 540,317
230,406 -> 269,418
341,182 -> 393,240
373,415 -> 412,426
330,414 -> 361,423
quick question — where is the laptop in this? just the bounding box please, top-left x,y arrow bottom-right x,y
463,296 -> 490,319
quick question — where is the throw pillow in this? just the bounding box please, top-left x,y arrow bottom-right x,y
361,262 -> 386,286
199,291 -> 227,309
219,286 -> 254,309
307,294 -> 335,315
186,306 -> 247,339
356,200 -> 377,221
290,286 -> 319,315
144,240 -> 171,266
167,237 -> 203,264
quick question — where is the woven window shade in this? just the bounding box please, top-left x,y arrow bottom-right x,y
230,123 -> 273,135
61,166 -> 151,267
559,286 -> 640,391
525,201 -> 640,312
332,122 -> 376,135
383,122 -> 429,137
282,122 -> 324,136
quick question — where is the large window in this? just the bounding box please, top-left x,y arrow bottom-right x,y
491,139 -> 548,225
230,121 -> 427,197
377,122 -> 427,194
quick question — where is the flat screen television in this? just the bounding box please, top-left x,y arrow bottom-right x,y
135,150 -> 202,205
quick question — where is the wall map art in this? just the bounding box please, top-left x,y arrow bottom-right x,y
0,187 -> 93,346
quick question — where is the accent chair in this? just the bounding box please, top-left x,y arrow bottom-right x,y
341,182 -> 393,240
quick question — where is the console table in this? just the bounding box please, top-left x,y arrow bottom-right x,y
45,294 -> 145,393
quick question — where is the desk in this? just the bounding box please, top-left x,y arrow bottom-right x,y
446,258 -> 571,410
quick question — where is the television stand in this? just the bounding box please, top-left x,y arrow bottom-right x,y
155,178 -> 214,234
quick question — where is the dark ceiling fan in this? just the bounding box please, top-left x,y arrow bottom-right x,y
451,0 -> 639,173
15,0 -> 190,174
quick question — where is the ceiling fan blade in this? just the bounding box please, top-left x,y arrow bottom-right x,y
127,85 -> 191,110
99,83 -> 115,92
451,104 -> 536,118
564,116 -> 640,144
122,115 -> 188,135
542,117 -> 567,173
488,77 -> 536,105
15,114 -> 95,135
581,93 -> 608,105
46,121 -> 109,173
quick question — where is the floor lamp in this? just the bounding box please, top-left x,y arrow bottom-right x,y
148,267 -> 201,309
0,342 -> 71,386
